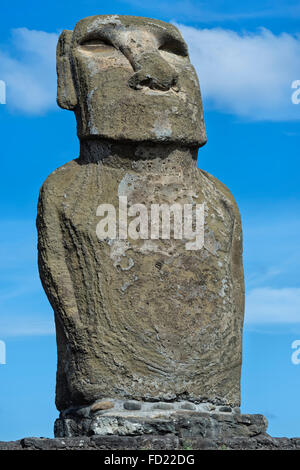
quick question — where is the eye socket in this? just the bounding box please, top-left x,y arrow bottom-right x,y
79,37 -> 115,49
158,39 -> 188,57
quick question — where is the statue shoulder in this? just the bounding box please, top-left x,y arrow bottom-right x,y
199,169 -> 242,222
38,159 -> 80,202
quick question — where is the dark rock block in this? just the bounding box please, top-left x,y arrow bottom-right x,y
123,401 -> 142,411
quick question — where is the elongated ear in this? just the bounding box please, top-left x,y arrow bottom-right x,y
56,30 -> 77,110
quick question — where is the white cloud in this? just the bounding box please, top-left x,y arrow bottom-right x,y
0,28 -> 58,114
238,203 -> 300,325
1,25 -> 300,120
0,314 -> 55,337
177,24 -> 300,120
245,287 -> 300,324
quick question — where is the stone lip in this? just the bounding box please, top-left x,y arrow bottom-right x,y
2,433 -> 300,450
60,399 -> 238,420
54,410 -> 268,440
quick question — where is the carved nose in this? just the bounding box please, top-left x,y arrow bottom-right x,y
128,52 -> 178,92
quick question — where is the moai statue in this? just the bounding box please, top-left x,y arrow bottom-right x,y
37,15 -> 245,436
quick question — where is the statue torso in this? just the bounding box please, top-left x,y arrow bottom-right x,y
38,152 -> 244,408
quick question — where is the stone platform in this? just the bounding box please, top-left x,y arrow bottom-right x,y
54,399 -> 265,438
2,433 -> 300,450
1,405 -> 300,451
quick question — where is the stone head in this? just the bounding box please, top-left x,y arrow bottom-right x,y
57,15 -> 207,147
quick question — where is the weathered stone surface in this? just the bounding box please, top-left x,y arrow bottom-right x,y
219,406 -> 232,413
0,440 -> 23,450
90,433 -> 179,450
54,411 -> 267,439
37,142 -> 244,410
152,403 -> 174,410
57,16 -> 206,146
1,435 -> 181,451
2,426 -> 300,450
37,15 -> 245,415
181,403 -> 197,410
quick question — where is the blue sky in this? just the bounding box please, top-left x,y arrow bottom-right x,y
0,0 -> 300,440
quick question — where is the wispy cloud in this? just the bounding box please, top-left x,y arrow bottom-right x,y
241,200 -> 300,326
0,28 -> 58,114
177,24 -> 300,120
241,201 -> 300,290
0,314 -> 54,337
245,287 -> 300,324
